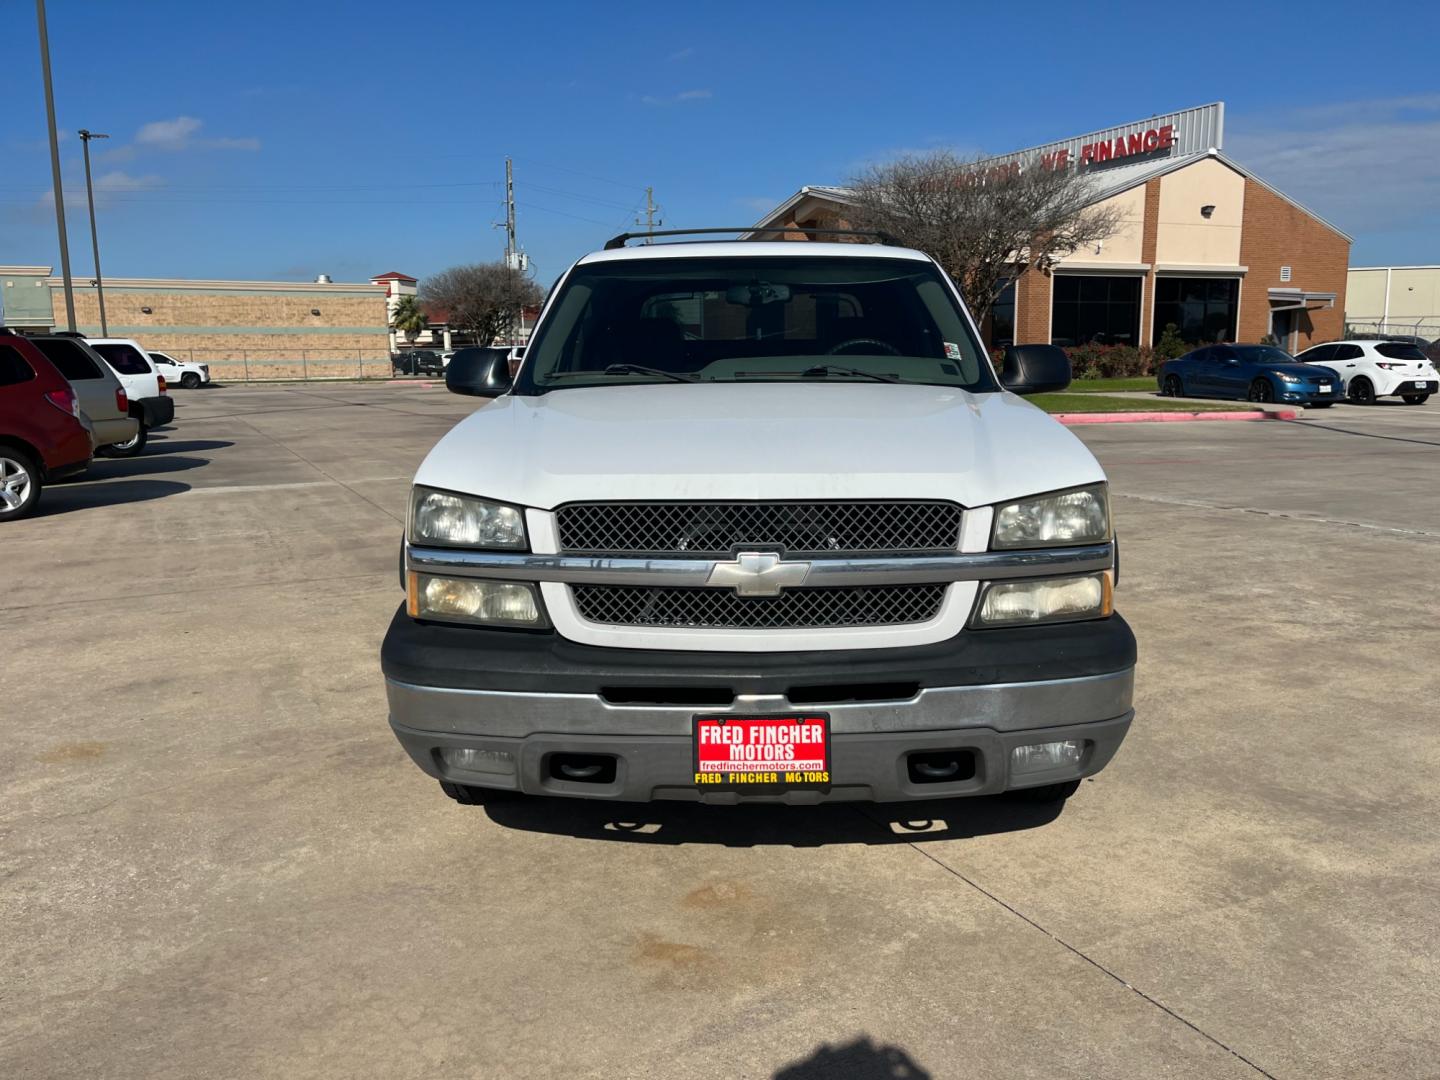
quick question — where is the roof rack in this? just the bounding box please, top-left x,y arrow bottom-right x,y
602,226 -> 900,250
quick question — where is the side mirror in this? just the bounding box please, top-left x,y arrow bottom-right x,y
1000,344 -> 1071,395
445,349 -> 512,398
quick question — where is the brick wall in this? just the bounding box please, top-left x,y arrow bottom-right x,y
1139,179 -> 1162,344
1238,181 -> 1350,348
54,286 -> 391,380
1014,269 -> 1051,344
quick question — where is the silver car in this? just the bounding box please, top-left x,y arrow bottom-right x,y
27,335 -> 140,454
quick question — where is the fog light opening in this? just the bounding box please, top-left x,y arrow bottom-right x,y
548,753 -> 618,785
907,750 -> 977,785
438,746 -> 516,777
1010,739 -> 1085,776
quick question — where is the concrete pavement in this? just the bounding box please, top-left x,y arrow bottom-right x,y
2,383 -> 1438,1079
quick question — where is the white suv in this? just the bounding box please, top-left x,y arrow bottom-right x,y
147,350 -> 211,389
1294,340 -> 1438,405
382,234 -> 1134,808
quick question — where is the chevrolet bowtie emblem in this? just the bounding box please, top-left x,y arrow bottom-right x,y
705,552 -> 811,597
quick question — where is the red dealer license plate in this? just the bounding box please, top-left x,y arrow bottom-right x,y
693,715 -> 831,791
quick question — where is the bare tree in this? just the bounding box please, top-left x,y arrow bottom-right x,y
845,151 -> 1123,326
420,262 -> 542,346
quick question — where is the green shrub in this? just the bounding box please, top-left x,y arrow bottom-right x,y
1153,323 -> 1187,362
1062,342 -> 1156,379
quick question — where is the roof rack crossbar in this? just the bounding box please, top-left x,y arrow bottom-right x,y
602,227 -> 900,250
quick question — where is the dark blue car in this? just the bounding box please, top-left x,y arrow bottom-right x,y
1158,344 -> 1339,407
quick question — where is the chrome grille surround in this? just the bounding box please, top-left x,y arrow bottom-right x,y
554,501 -> 963,557
571,583 -> 947,630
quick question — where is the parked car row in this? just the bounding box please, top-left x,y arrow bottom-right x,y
0,330 -> 186,522
1159,340 -> 1439,407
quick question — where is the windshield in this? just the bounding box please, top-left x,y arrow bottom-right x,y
1376,342 -> 1426,361
91,342 -> 152,375
515,255 -> 995,394
1232,346 -> 1296,365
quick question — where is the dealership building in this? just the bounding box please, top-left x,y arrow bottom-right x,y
751,103 -> 1352,353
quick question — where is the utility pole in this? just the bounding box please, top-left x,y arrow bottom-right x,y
637,187 -> 662,243
78,129 -> 109,336
36,0 -> 76,332
504,157 -> 517,266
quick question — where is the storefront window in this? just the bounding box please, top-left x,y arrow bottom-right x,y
988,279 -> 1015,347
1050,275 -> 1140,347
1153,278 -> 1238,344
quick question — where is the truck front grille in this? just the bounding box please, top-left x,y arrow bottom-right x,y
555,501 -> 962,557
571,583 -> 947,630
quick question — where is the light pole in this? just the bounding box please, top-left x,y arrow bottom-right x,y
36,0 -> 76,331
78,129 -> 109,336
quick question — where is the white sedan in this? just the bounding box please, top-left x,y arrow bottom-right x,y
147,350 -> 212,389
1294,340 -> 1438,405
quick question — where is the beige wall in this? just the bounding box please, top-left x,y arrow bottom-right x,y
1155,157 -> 1245,267
1344,269 -> 1390,321
1382,268 -> 1440,320
1344,267 -> 1440,329
1055,185 -> 1146,266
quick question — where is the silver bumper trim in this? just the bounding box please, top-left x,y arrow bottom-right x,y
406,542 -> 1115,588
384,668 -> 1134,739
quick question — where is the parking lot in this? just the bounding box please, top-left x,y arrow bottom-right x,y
3,382 -> 1438,1079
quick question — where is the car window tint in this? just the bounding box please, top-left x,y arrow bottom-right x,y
1298,344 -> 1333,363
31,338 -> 103,380
0,344 -> 37,386
1376,342 -> 1426,361
1335,344 -> 1363,361
92,342 -> 151,374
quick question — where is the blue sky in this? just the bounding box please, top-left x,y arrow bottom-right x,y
4,0 -> 1438,285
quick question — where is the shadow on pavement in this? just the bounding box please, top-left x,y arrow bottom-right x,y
35,478 -> 190,516
72,456 -> 212,480
773,1036 -> 931,1079
482,793 -> 1063,847
143,438 -> 235,454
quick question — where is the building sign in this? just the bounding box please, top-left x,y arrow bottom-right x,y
975,102 -> 1224,177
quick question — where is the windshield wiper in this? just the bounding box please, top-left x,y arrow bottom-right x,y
798,364 -> 899,383
550,364 -> 697,383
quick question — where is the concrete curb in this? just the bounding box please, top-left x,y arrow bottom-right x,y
1056,408 -> 1298,425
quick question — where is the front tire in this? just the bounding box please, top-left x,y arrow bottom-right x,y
439,781 -> 515,806
1349,377 -> 1376,405
99,424 -> 148,458
0,448 -> 43,521
1248,378 -> 1275,403
180,372 -> 201,389
1402,393 -> 1430,405
1162,374 -> 1184,397
1007,779 -> 1082,804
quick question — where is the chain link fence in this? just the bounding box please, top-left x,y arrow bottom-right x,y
164,348 -> 405,383
1343,317 -> 1440,343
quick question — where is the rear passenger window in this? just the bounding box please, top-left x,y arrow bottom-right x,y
92,343 -> 151,374
1376,342 -> 1426,361
0,344 -> 37,386
31,338 -> 103,380
1334,344 -> 1363,361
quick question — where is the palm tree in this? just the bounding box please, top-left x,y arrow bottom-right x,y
391,294 -> 428,343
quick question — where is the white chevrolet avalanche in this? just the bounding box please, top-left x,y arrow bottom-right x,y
382,234 -> 1136,807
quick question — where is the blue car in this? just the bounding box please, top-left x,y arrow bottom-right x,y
1158,344 -> 1340,407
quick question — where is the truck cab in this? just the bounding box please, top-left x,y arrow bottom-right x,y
382,236 -> 1135,808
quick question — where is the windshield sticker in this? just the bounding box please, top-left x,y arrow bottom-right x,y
944,342 -> 963,360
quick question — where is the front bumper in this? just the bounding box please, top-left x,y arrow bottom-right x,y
381,606 -> 1136,803
1277,384 -> 1338,403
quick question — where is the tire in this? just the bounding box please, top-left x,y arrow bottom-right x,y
1247,378 -> 1274,403
1007,779 -> 1081,804
180,372 -> 201,389
1162,374 -> 1183,397
1402,394 -> 1429,405
1349,377 -> 1376,405
99,423 -> 148,458
439,781 -> 515,806
0,448 -> 43,521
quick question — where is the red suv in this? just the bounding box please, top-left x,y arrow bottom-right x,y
0,330 -> 93,521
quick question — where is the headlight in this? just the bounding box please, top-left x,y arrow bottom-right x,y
972,572 -> 1113,627
410,486 -> 526,549
992,483 -> 1109,549
407,573 -> 548,627
1276,372 -> 1302,382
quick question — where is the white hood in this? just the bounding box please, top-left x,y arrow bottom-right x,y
413,382 -> 1104,509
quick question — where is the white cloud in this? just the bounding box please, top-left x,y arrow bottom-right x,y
136,116 -> 203,149
641,89 -> 713,106
1227,96 -> 1440,235
131,115 -> 260,153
